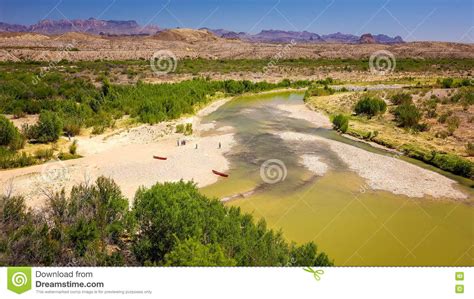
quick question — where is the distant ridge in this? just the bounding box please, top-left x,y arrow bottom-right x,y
0,18 -> 403,43
203,28 -> 404,44
0,18 -> 159,35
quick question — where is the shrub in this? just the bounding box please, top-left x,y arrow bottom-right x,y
466,142 -> 474,157
430,153 -> 473,178
354,96 -> 387,117
440,78 -> 454,88
63,117 -> 83,137
132,181 -> 332,266
393,103 -> 421,127
0,115 -> 24,150
34,148 -> 54,160
332,114 -> 349,133
175,124 -> 184,133
184,123 -> 193,135
391,93 -> 413,105
164,239 -> 236,266
32,111 -> 63,143
69,140 -> 78,155
438,111 -> 453,124
176,123 -> 193,135
446,115 -> 460,135
0,149 -> 35,169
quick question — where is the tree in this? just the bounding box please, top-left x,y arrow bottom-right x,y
289,242 -> 332,266
164,239 -> 236,266
35,111 -> 63,143
393,103 -> 421,128
354,96 -> 387,117
0,115 -> 24,150
390,93 -> 412,105
132,181 -> 332,266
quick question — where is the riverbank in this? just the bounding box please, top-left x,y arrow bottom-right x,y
0,87 -> 305,207
277,131 -> 467,199
0,92 -> 238,206
304,87 -> 474,181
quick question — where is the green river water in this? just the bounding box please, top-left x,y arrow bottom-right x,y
200,91 -> 473,266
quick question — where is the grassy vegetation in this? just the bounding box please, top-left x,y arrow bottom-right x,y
354,96 -> 387,117
1,58 -> 473,79
0,69 -> 311,169
174,58 -> 474,74
0,178 -> 333,266
306,85 -> 474,180
332,114 -> 349,133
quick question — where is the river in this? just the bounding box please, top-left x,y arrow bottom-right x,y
200,91 -> 473,266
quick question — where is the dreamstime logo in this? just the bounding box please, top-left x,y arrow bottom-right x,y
8,267 -> 32,294
260,159 -> 287,184
12,272 -> 28,287
41,159 -> 70,183
369,50 -> 396,75
150,50 -> 178,75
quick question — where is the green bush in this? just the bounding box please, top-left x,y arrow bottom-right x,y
466,142 -> 474,157
0,115 -> 24,150
391,93 -> 413,105
164,239 -> 236,266
446,116 -> 460,135
34,111 -> 63,143
431,153 -> 473,178
354,96 -> 387,117
402,146 -> 473,179
175,124 -> 184,133
176,123 -> 193,135
440,78 -> 454,88
304,85 -> 335,100
0,178 -> 333,266
0,149 -> 35,169
394,103 -> 421,127
132,181 -> 332,266
34,148 -> 53,160
69,140 -> 78,155
332,114 -> 349,133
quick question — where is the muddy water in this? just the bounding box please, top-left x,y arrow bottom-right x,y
200,91 -> 473,266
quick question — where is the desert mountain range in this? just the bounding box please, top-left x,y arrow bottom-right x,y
0,18 -> 403,44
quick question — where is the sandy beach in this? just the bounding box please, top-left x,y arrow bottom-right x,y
0,97 -> 235,207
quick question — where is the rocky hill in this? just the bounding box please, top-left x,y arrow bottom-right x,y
0,18 -> 405,44
0,18 -> 159,35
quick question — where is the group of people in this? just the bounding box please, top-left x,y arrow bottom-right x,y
176,139 -> 222,149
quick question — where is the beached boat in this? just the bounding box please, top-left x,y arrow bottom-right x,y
153,156 -> 167,160
212,170 -> 229,177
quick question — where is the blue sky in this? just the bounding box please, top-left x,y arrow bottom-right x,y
0,0 -> 473,41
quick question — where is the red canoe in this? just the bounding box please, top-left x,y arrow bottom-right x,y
153,156 -> 167,160
212,170 -> 229,178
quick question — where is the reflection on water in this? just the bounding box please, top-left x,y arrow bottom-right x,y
200,91 -> 473,266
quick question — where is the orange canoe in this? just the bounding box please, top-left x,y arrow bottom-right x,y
153,156 -> 167,160
212,170 -> 229,177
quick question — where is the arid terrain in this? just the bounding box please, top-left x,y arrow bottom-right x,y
1,30 -> 473,63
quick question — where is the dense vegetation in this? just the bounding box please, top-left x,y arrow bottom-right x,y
401,145 -> 473,179
354,96 -> 387,117
393,103 -> 422,128
332,114 -> 349,133
0,115 -> 24,150
0,71 -> 308,129
0,178 -> 333,267
0,70 -> 310,169
174,58 -> 474,74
